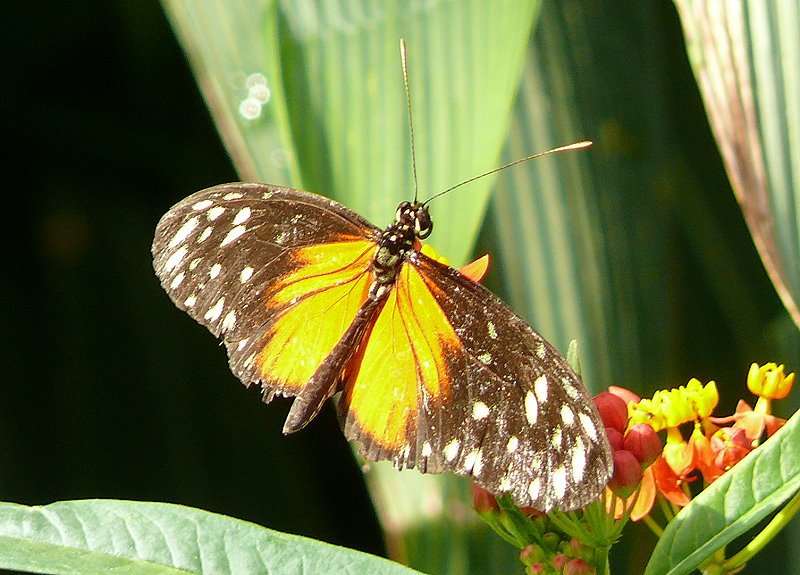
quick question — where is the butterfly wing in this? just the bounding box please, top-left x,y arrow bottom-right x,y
340,251 -> 612,511
152,183 -> 379,404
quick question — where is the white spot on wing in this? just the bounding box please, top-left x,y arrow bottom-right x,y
170,271 -> 185,289
204,297 -> 225,322
198,226 -> 213,243
534,375 -> 549,402
560,404 -> 575,426
477,352 -> 492,365
472,450 -> 484,476
528,478 -> 541,501
222,310 -> 237,331
552,465 -> 568,499
169,216 -> 199,248
164,245 -> 188,272
221,225 -> 246,246
189,258 -> 201,271
240,266 -> 254,283
535,342 -> 546,359
572,438 -> 587,482
562,378 -> 582,401
472,401 -> 490,420
233,206 -> 252,225
209,263 -> 222,279
207,206 -> 225,221
443,439 -> 460,462
551,425 -> 562,448
192,199 -> 213,211
184,294 -> 197,308
506,435 -> 519,453
525,390 -> 538,425
237,338 -> 249,351
422,441 -> 432,458
464,448 -> 481,474
487,321 -> 497,340
579,412 -> 598,441
222,192 -> 244,200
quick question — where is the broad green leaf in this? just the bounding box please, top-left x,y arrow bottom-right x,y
674,0 -> 800,331
644,409 -> 800,575
490,1 -> 684,388
487,0 -> 785,394
163,0 -> 538,265
162,0 -> 292,185
0,499 -> 423,575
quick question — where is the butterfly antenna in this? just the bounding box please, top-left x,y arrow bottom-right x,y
400,39 -> 421,203
423,140 -> 593,206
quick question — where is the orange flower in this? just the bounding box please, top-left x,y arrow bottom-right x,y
710,427 -> 752,472
690,425 -> 723,484
650,455 -> 692,507
420,243 -> 489,283
711,399 -> 787,447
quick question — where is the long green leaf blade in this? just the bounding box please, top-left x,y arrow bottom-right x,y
0,500 -> 424,575
674,0 -> 800,330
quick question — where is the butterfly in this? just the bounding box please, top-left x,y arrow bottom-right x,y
152,40 -> 611,512
152,178 -> 612,511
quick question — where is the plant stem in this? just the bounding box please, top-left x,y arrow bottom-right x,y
723,488 -> 800,571
642,514 -> 664,537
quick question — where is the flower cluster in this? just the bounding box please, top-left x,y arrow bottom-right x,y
597,364 -> 793,523
473,361 -> 795,573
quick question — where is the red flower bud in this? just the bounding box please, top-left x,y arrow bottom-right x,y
609,450 -> 643,498
623,423 -> 662,467
471,482 -> 499,514
594,391 -> 628,432
520,544 -> 545,566
564,558 -> 597,575
551,554 -> 569,570
606,427 -> 624,451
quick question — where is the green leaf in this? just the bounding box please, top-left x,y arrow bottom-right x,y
161,0 -> 294,185
674,0 -> 800,330
644,408 -> 800,575
163,0 -> 539,265
489,1 -> 681,388
0,499 -> 424,575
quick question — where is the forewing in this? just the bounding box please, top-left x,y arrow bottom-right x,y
152,183 -> 378,400
341,252 -> 612,512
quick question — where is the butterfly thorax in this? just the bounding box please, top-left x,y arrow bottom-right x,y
370,201 -> 432,297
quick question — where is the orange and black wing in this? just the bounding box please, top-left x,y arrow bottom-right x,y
152,183 -> 379,411
340,251 -> 612,512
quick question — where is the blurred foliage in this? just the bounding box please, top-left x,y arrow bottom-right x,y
2,1 -> 799,574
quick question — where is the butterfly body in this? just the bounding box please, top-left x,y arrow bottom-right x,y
153,182 -> 612,511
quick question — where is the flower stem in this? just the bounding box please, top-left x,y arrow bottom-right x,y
642,514 -> 664,537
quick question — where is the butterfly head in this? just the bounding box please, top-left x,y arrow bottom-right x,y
396,200 -> 433,240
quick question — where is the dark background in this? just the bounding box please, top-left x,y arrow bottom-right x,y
2,0 -> 384,557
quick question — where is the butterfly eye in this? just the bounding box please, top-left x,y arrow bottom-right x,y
415,208 -> 432,239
